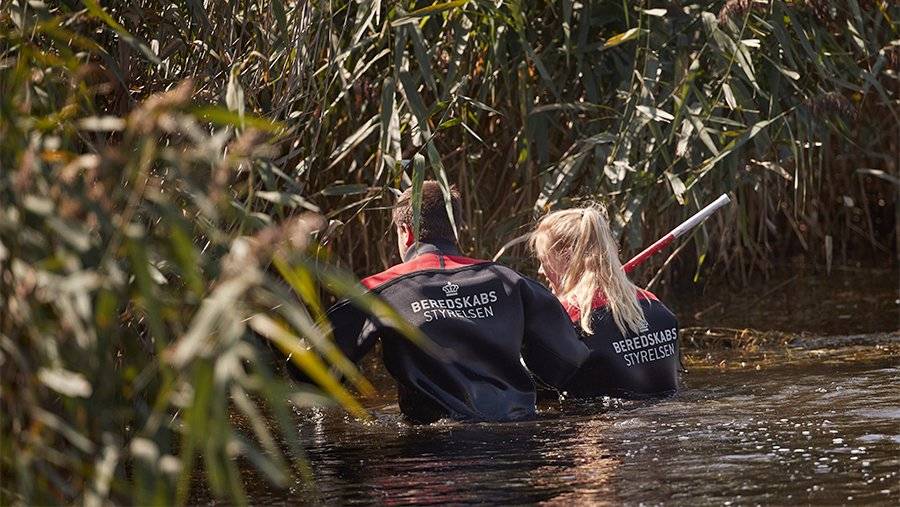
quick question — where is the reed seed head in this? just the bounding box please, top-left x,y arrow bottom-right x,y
804,92 -> 858,122
718,0 -> 765,25
803,0 -> 832,22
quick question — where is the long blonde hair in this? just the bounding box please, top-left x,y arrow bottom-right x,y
530,205 -> 646,336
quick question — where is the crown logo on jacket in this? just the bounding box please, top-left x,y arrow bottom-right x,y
442,281 -> 460,297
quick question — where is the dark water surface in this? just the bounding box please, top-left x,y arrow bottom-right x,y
255,342 -> 900,505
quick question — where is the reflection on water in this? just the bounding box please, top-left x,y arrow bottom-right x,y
250,343 -> 900,505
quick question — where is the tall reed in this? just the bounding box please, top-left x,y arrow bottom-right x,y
1,0 -> 897,504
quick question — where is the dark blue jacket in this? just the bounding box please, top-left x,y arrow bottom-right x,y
560,291 -> 680,398
317,240 -> 590,423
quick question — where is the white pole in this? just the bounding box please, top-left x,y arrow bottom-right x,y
670,194 -> 732,238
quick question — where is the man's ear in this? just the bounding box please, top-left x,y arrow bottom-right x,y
399,224 -> 416,247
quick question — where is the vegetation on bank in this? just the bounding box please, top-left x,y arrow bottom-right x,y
1,0 -> 897,505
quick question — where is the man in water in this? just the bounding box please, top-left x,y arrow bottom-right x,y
295,181 -> 589,423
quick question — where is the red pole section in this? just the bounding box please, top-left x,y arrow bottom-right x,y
622,194 -> 732,273
622,234 -> 675,273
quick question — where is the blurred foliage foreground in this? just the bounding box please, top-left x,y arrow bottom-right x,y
1,0 -> 899,505
0,7 -> 426,505
0,69 -> 392,505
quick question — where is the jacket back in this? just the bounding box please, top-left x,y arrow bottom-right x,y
325,241 -> 590,423
561,290 -> 680,398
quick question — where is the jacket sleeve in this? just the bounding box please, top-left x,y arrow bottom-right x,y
518,278 -> 590,387
284,299 -> 379,383
327,299 -> 379,363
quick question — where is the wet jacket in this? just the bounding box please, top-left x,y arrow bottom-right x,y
560,290 -> 680,398
320,240 -> 590,423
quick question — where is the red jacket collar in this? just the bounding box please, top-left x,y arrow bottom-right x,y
562,289 -> 658,322
362,241 -> 487,290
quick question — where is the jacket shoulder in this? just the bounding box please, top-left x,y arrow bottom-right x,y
361,254 -> 497,291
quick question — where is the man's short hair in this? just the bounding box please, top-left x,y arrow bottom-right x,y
392,180 -> 461,242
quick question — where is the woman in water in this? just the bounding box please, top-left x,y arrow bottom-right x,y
530,205 -> 680,398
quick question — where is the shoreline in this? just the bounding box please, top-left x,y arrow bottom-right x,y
667,265 -> 898,337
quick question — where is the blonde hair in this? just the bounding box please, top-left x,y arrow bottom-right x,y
530,205 -> 647,336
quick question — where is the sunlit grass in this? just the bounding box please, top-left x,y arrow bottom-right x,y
1,0 -> 896,505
